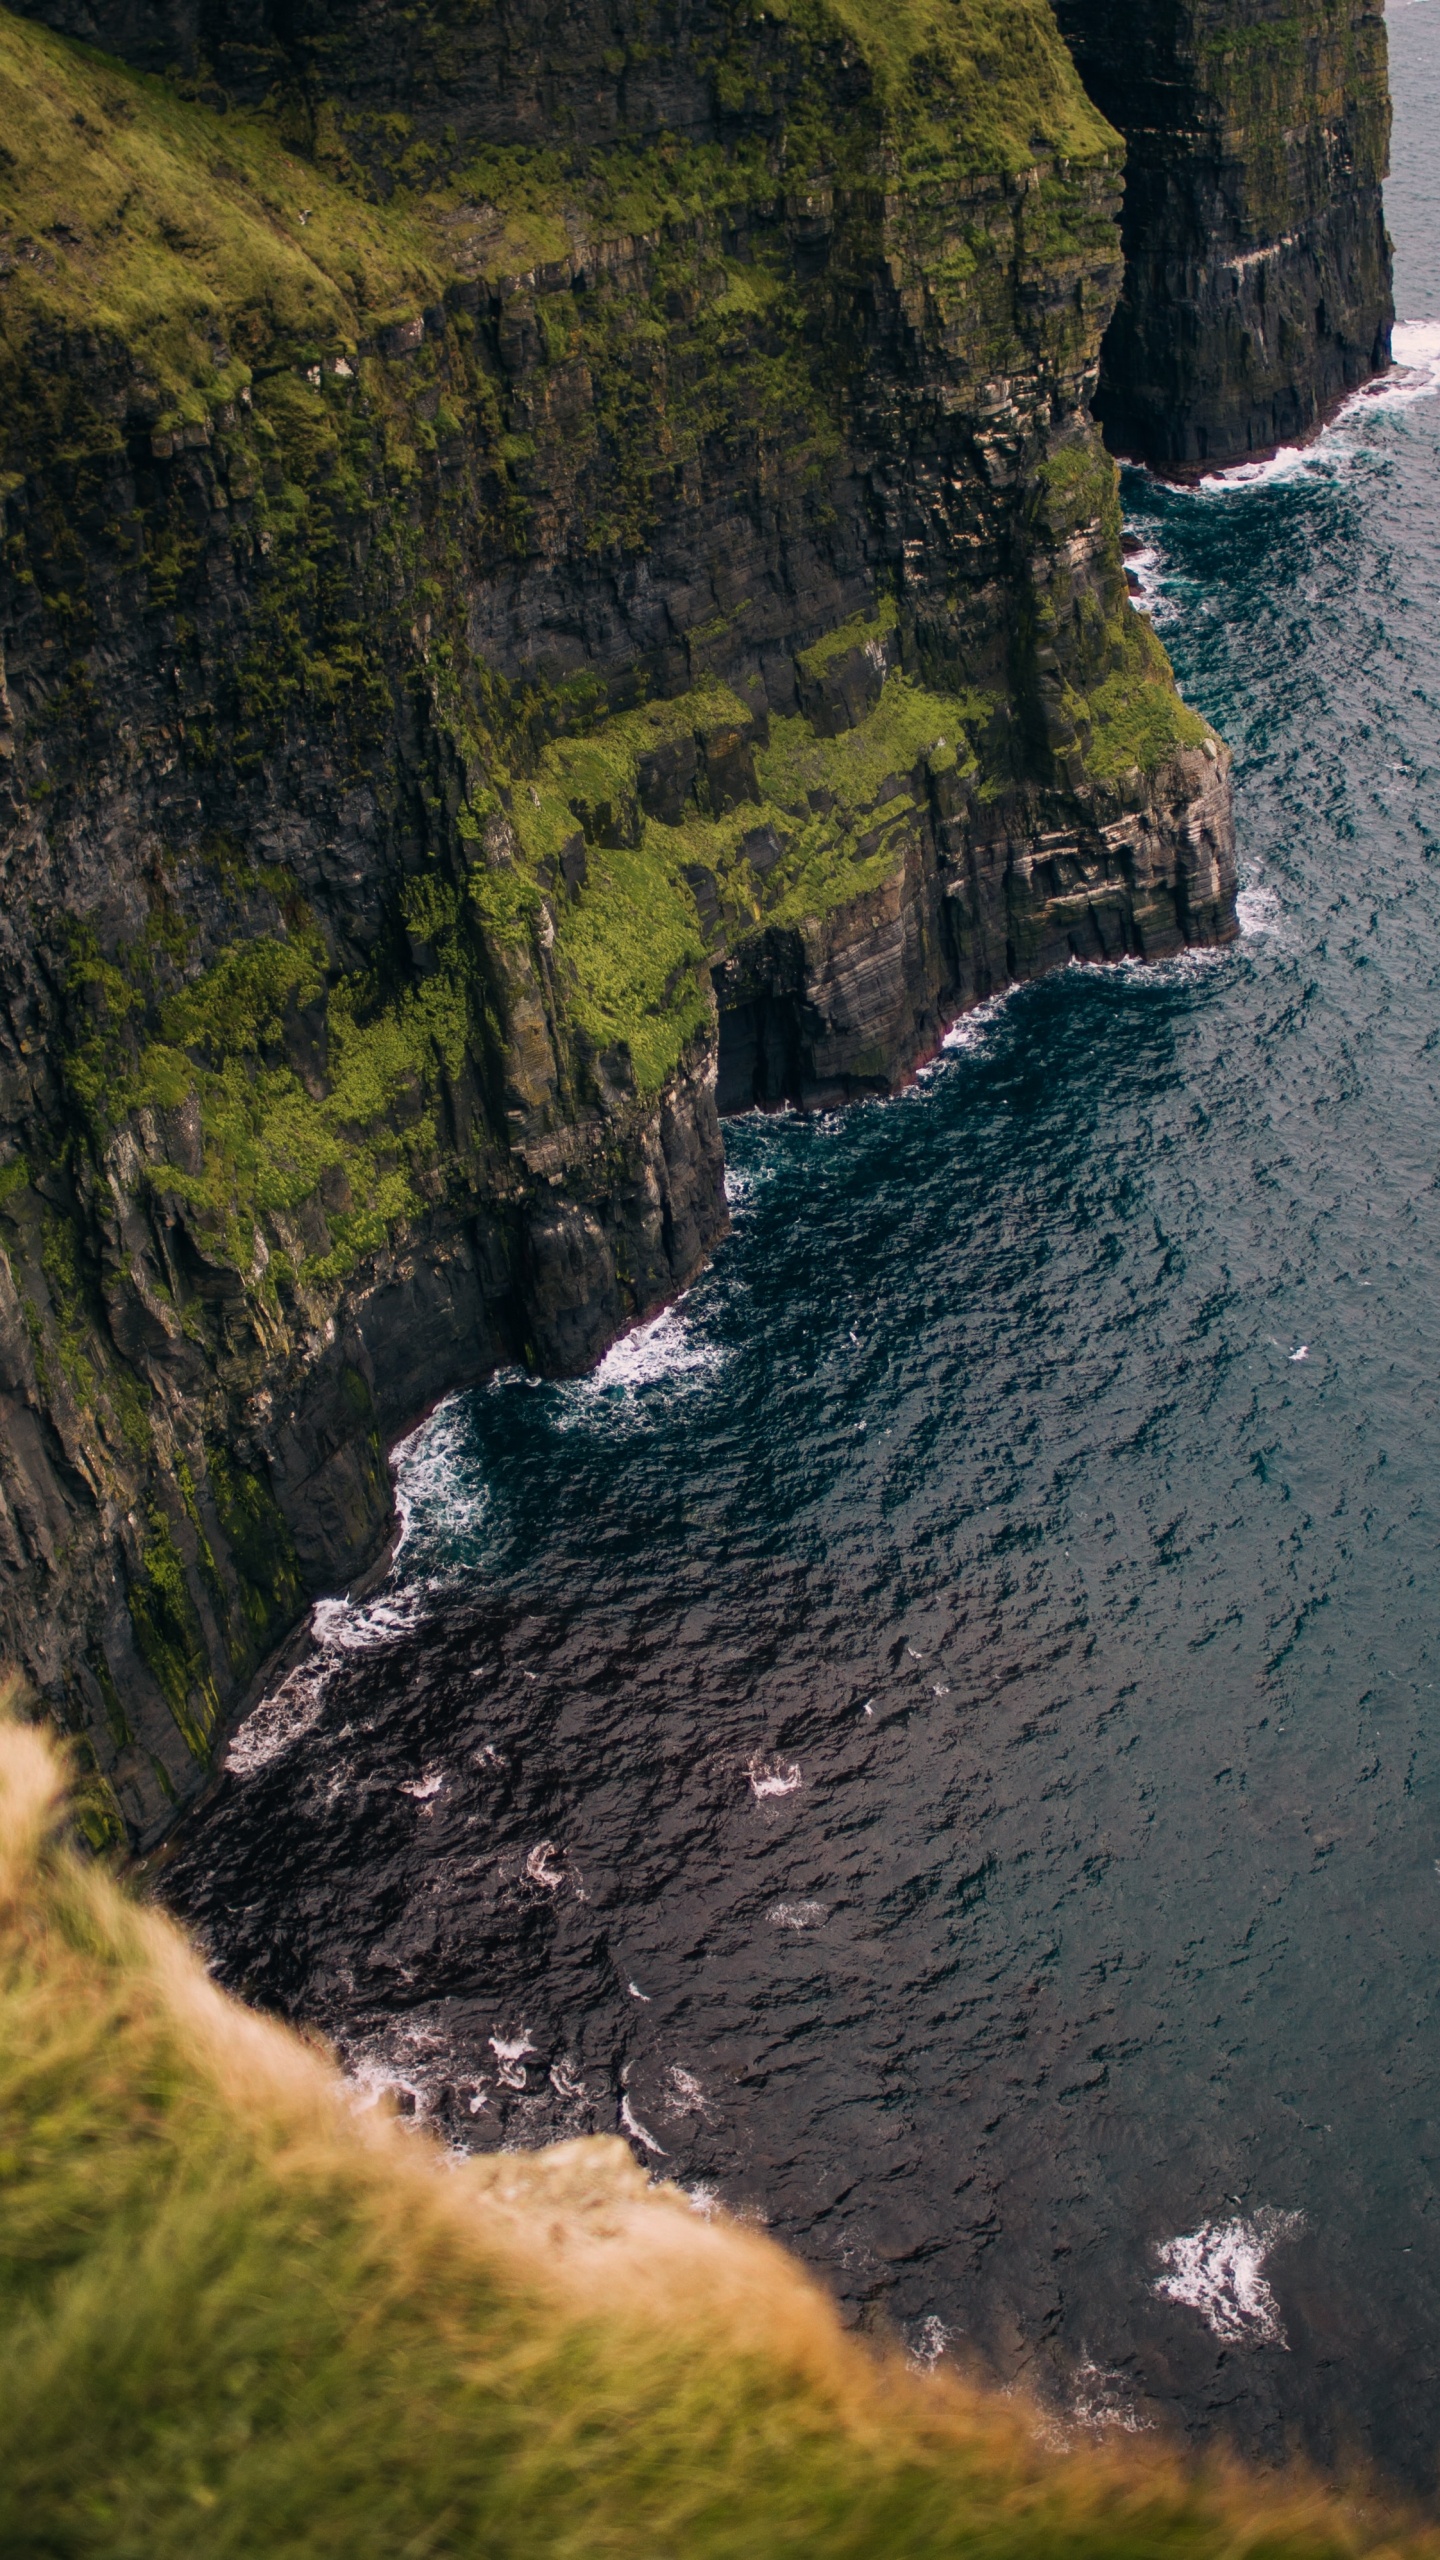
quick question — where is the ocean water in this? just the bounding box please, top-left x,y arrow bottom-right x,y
163,6 -> 1440,2486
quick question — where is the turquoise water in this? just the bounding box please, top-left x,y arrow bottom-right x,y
167,7 -> 1440,2482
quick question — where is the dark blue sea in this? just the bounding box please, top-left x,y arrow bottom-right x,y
165,2 -> 1440,2485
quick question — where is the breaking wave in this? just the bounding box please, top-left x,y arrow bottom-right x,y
1154,2211 -> 1306,2348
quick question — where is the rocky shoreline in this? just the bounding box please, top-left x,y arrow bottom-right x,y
0,0 -> 1366,1843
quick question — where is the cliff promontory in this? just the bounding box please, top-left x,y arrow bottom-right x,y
1054,0 -> 1393,472
0,0 -> 1240,1841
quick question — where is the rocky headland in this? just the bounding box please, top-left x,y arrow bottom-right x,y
0,0 -> 1349,1843
1054,0 -> 1393,472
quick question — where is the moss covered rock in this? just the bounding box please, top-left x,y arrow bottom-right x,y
0,0 -> 1234,1838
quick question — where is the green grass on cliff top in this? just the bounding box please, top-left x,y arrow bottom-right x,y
0,0 -> 1116,443
0,1703 -> 1432,2560
770,0 -> 1118,174
0,7 -> 444,438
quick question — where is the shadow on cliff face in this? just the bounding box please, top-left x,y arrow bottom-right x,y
717,992 -> 798,1113
1053,0 -> 1394,474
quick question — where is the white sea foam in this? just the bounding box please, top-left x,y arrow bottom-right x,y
400,1769 -> 444,1804
311,1589 -> 429,1651
590,1299 -> 727,1393
341,2008 -> 487,2127
1236,880 -> 1286,940
1123,540 -> 1166,617
347,2057 -> 433,2119
664,2065 -> 715,2122
620,2095 -> 668,2156
940,908 -> 1226,1048
1338,319 -> 1440,415
748,1751 -> 803,1799
228,1583 -> 428,1776
524,1839 -> 564,1889
230,1403 -> 497,1784
1069,2355 -> 1154,2435
224,1656 -> 329,1775
907,2315 -> 954,2373
1193,439 -> 1323,495
1168,321 -> 1440,499
942,986 -> 1020,1055
1114,943 -> 1229,992
543,1300 -> 730,1437
1154,2207 -> 1304,2346
391,1394 -> 491,1568
767,1899 -> 829,1929
489,2031 -> 536,2090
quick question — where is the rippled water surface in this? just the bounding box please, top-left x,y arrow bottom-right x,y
166,8 -> 1440,2485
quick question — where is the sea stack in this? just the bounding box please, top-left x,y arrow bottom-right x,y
1053,0 -> 1394,473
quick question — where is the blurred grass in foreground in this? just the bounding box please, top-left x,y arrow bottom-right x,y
0,1694 -> 1431,2560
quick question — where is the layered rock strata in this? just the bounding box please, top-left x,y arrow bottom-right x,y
0,0 -> 1235,1840
1054,0 -> 1393,473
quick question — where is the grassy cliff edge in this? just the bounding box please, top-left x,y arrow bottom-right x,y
0,1700 -> 1431,2559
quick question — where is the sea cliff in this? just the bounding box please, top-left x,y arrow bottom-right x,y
0,0 -> 1243,1841
1053,0 -> 1393,472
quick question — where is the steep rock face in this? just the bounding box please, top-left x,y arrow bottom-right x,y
714,736 -> 1232,1106
1053,0 -> 1393,472
0,0 -> 1234,1840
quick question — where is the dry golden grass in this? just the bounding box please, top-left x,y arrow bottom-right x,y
1,1687 -> 1434,2559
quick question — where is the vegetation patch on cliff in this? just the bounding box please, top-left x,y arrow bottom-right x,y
1067,613 -> 1212,782
0,9 -> 442,454
62,917 -> 454,1288
506,646 -> 999,1091
0,0 -> 1114,470
125,1507 -> 218,1761
0,0 -> 1229,1844
755,0 -> 1117,183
